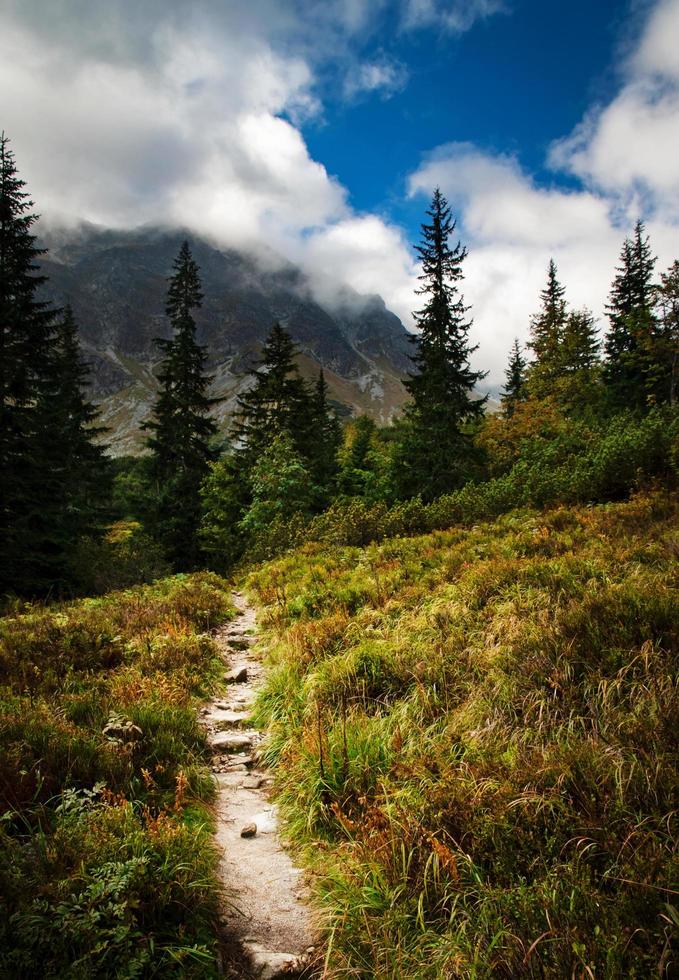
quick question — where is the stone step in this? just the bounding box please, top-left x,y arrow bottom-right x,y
210,731 -> 253,752
244,942 -> 305,980
209,709 -> 251,729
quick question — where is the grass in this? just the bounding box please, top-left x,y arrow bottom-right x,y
0,572 -> 234,978
247,491 -> 679,978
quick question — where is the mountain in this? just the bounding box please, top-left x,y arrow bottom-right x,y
37,225 -> 413,454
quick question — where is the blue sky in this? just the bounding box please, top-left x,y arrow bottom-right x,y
1,0 -> 678,383
305,0 -> 628,232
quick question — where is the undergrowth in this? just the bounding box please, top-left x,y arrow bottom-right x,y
0,572 -> 234,978
247,492 -> 679,978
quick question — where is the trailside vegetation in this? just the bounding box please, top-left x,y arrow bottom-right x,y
0,573 -> 234,978
246,491 -> 679,978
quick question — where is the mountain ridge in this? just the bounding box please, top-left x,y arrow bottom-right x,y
37,224 -> 414,453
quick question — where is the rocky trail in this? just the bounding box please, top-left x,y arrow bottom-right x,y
201,592 -> 317,979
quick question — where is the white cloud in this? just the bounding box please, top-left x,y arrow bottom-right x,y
0,1 -> 416,312
343,57 -> 409,100
402,0 -> 507,33
294,216 -> 419,324
549,0 -> 679,217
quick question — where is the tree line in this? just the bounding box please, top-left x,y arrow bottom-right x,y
1,133 -> 677,596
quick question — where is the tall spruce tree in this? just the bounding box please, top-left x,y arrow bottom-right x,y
557,308 -> 601,411
395,188 -> 486,500
30,306 -> 111,589
232,322 -> 310,462
308,369 -> 341,501
144,241 -> 217,569
0,133 -> 61,594
501,338 -> 527,416
604,221 -> 658,408
655,260 -> 679,407
526,259 -> 568,398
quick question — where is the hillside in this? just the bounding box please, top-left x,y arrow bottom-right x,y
246,491 -> 679,978
37,225 -> 413,453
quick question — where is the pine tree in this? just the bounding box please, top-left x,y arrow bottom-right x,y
144,241 -> 217,569
0,132 -> 60,594
526,259 -> 568,398
556,308 -> 601,411
501,338 -> 527,416
29,306 -> 111,589
232,322 -> 310,461
308,369 -> 341,501
604,221 -> 658,408
395,188 -> 486,500
655,261 -> 679,407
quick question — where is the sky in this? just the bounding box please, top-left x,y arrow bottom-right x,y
1,0 -> 678,386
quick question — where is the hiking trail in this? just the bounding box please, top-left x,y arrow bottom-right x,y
201,592 -> 317,979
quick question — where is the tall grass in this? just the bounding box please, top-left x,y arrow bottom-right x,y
248,492 -> 679,978
0,572 -> 234,978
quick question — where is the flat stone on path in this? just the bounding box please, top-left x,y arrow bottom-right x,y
210,709 -> 251,729
210,731 -> 253,752
244,942 -> 300,979
225,666 -> 248,683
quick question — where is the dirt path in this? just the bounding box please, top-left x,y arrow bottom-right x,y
201,592 -> 317,979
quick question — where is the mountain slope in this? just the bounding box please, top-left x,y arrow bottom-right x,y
38,225 -> 413,453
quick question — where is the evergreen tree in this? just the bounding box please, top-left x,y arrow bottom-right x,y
557,309 -> 601,411
604,221 -> 658,408
30,306 -> 111,588
526,259 -> 568,398
655,260 -> 679,407
308,369 -> 341,501
395,188 -> 486,500
0,133 -> 60,594
501,338 -> 527,416
144,241 -> 217,569
337,415 -> 389,500
239,432 -> 314,536
232,322 -> 310,461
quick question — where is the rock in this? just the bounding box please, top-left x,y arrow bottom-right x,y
211,709 -> 251,729
244,942 -> 299,979
102,717 -> 143,744
250,808 -> 278,834
242,775 -> 263,789
240,823 -> 257,838
225,666 -> 248,683
210,732 -> 252,752
229,638 -> 251,651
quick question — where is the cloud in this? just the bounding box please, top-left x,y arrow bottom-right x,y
549,0 -> 679,217
402,0 -> 507,33
0,0 -> 417,313
343,56 -> 409,100
294,216 -> 419,324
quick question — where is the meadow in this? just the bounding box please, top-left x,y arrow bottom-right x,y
248,491 -> 679,978
0,573 -> 233,978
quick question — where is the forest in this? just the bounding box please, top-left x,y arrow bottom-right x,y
1,130 -> 678,977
